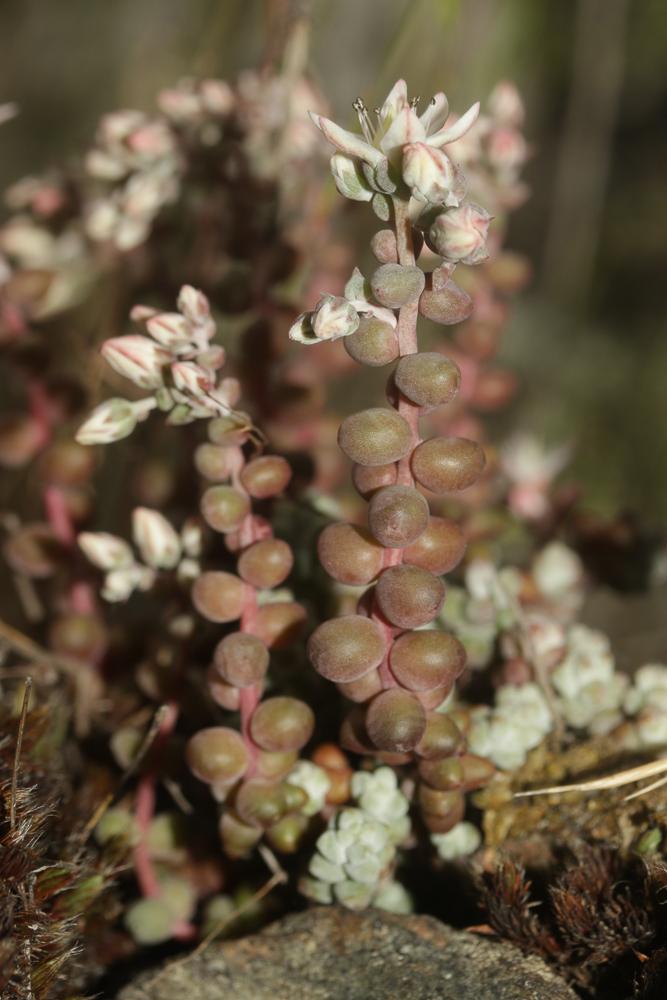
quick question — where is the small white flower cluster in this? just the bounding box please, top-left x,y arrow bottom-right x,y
500,433 -> 571,521
439,559 -> 519,669
467,682 -> 553,771
289,267 -> 396,346
531,542 -> 584,620
79,507 -> 201,602
285,761 -> 331,818
431,821 -> 481,861
158,78 -> 234,136
449,81 -> 529,214
624,664 -> 667,748
85,110 -> 181,251
551,624 -> 628,734
76,286 -> 241,445
301,767 -> 412,912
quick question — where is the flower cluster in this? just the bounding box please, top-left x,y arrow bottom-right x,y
624,664 -> 667,748
301,767 -> 412,911
450,80 -> 530,214
76,286 -> 240,445
467,682 -> 553,770
85,110 -> 181,250
551,625 -> 628,734
79,507 -> 201,602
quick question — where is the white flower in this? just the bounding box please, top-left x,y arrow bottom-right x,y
351,767 -> 410,843
552,625 -> 627,731
101,335 -> 171,390
310,79 -> 479,171
78,531 -> 134,571
286,761 -> 331,817
102,564 -> 155,602
132,508 -> 182,569
76,397 -> 156,446
532,542 -> 583,601
402,142 -> 465,207
432,821 -> 481,860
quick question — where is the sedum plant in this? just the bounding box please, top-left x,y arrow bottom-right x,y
291,79 -> 496,836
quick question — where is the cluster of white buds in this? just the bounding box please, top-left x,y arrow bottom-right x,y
624,664 -> 667,747
431,820 -> 481,861
551,624 -> 628,734
157,78 -> 234,134
85,109 -> 181,250
439,560 -> 520,668
531,541 -> 585,619
79,507 -> 201,602
448,81 -> 530,214
301,766 -> 411,911
467,682 -> 553,771
289,267 -> 396,345
76,286 -> 241,445
285,761 -> 332,817
500,433 -> 571,521
0,211 -> 89,316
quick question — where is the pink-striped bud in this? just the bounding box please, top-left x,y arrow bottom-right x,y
132,507 -> 182,569
428,204 -> 491,265
402,143 -> 465,207
146,312 -> 192,350
177,285 -> 210,324
102,335 -> 170,389
78,532 -> 134,571
171,361 -> 214,397
488,81 -> 524,128
76,398 -> 147,446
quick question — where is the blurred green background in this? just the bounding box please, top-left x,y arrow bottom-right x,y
1,0 -> 666,526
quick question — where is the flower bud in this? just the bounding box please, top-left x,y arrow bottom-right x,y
402,143 -> 465,207
177,284 -> 210,325
171,360 -> 214,397
78,531 -> 134,571
132,507 -> 181,569
330,154 -> 374,202
488,81 -> 524,127
102,334 -> 171,390
145,311 -> 192,350
76,397 -> 151,446
428,204 -> 491,265
312,295 -> 360,341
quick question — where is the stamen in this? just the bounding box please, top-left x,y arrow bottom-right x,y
410,96 -> 420,109
353,98 -> 375,144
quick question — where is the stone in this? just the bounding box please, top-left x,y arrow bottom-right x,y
117,906 -> 578,1000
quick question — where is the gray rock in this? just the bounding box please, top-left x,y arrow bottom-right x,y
118,906 -> 578,1000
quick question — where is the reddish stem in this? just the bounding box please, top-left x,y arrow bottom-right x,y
132,699 -> 195,939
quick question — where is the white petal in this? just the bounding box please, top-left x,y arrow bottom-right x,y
420,92 -> 449,135
379,79 -> 409,124
427,102 -> 480,148
308,113 -> 382,166
379,107 -> 425,156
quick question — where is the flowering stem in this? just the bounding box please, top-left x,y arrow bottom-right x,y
132,699 -> 196,940
373,198 -> 424,690
392,198 -> 421,488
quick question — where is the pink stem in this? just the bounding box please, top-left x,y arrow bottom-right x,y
374,199 -> 424,692
132,700 -> 195,939
44,485 -> 76,546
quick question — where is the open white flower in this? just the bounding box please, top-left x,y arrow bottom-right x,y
310,79 -> 479,171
